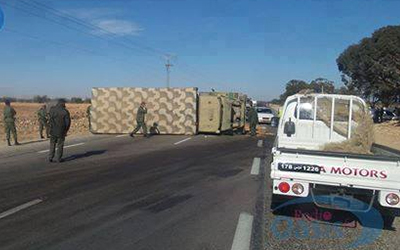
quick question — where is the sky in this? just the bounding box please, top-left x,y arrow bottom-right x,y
0,0 -> 400,101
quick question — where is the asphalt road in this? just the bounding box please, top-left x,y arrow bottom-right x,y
0,133 -> 268,250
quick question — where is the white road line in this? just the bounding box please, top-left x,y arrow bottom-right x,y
231,212 -> 254,250
116,134 -> 128,138
251,157 -> 261,175
174,137 -> 192,145
37,142 -> 85,154
257,140 -> 263,147
0,199 -> 43,220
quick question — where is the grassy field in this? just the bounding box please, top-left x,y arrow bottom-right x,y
0,102 -> 90,144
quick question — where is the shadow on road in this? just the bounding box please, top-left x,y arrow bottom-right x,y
17,138 -> 49,146
271,202 -> 396,231
64,150 -> 107,162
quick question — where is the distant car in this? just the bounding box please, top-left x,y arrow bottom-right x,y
256,107 -> 275,124
370,108 -> 398,123
383,110 -> 398,121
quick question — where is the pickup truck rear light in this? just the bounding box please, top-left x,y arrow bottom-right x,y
386,193 -> 400,206
278,182 -> 290,193
292,183 -> 304,195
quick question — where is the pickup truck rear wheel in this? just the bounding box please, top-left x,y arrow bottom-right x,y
383,215 -> 395,229
271,194 -> 287,215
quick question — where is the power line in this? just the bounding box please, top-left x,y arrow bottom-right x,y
21,0 -> 167,58
1,0 -> 220,87
21,0 -> 219,86
0,2 -> 168,78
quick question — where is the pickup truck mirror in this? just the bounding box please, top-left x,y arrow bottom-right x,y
284,118 -> 295,137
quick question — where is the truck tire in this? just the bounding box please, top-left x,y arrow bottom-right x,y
383,215 -> 395,229
271,194 -> 287,215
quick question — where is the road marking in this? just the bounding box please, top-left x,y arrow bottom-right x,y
251,157 -> 261,175
116,134 -> 127,138
231,212 -> 254,250
174,137 -> 192,145
0,199 -> 43,220
257,140 -> 263,147
37,142 -> 85,154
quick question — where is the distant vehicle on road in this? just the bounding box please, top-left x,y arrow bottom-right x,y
383,109 -> 398,121
256,107 -> 275,124
370,108 -> 398,123
271,94 -> 400,227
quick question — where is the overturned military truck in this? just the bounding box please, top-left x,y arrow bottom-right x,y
90,87 -> 246,135
198,92 -> 247,134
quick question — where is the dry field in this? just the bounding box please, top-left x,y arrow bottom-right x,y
374,121 -> 400,151
0,102 -> 90,144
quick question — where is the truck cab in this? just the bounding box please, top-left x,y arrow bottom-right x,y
271,94 -> 400,226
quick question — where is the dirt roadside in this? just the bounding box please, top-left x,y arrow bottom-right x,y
0,102 -> 90,144
374,121 -> 400,151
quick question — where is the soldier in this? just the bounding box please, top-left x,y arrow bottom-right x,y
48,99 -> 71,163
129,101 -> 148,137
86,104 -> 92,131
149,122 -> 160,136
248,104 -> 258,136
3,100 -> 19,146
37,104 -> 49,139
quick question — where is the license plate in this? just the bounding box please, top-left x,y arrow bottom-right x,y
278,163 -> 321,174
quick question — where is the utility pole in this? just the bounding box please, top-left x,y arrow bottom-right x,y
165,58 -> 173,88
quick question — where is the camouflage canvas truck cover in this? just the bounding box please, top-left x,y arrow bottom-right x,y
91,87 -> 198,135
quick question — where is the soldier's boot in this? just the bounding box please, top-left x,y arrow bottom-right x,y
129,133 -> 134,138
14,139 -> 20,146
7,139 -> 11,146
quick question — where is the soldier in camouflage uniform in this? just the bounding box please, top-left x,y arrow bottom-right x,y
3,100 -> 19,146
86,104 -> 92,131
248,105 -> 258,136
130,102 -> 148,137
48,99 -> 71,163
37,104 -> 49,139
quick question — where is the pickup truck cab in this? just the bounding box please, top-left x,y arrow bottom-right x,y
271,93 -> 400,226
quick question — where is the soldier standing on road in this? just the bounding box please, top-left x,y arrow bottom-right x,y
3,100 -> 20,146
48,99 -> 71,163
37,104 -> 49,139
248,105 -> 258,136
129,102 -> 148,138
86,104 -> 92,131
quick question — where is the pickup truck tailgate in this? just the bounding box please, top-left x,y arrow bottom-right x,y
271,148 -> 400,191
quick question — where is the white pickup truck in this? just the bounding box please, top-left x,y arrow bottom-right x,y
270,93 -> 400,226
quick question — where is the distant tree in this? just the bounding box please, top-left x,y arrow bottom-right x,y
337,25 -> 400,106
334,85 -> 357,95
309,78 -> 335,94
33,95 -> 50,103
0,96 -> 17,103
84,98 -> 91,104
70,97 -> 84,103
279,79 -> 310,102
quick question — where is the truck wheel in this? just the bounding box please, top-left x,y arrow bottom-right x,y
383,215 -> 396,229
271,194 -> 286,215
